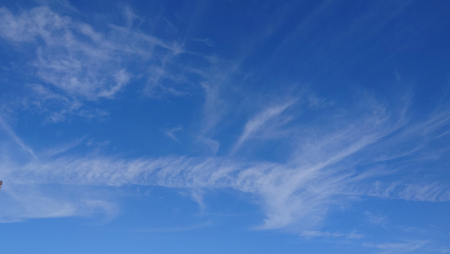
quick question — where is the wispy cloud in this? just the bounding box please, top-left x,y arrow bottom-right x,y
231,100 -> 295,154
364,211 -> 388,226
361,178 -> 450,202
0,6 -> 185,121
0,184 -> 118,223
363,240 -> 428,254
192,38 -> 215,48
163,126 -> 183,141
135,221 -> 212,233
301,230 -> 364,239
0,115 -> 37,160
195,61 -> 240,154
1,90 -> 449,230
1,7 -> 450,250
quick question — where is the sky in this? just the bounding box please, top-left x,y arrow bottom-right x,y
0,0 -> 450,253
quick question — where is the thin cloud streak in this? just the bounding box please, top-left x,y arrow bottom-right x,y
231,101 -> 295,154
0,116 -> 37,160
0,6 -> 187,121
0,184 -> 118,223
301,230 -> 364,239
163,126 -> 183,141
1,6 -> 450,245
2,97 -> 449,229
363,240 -> 428,254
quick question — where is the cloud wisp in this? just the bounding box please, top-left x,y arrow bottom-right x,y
1,94 -> 449,231
363,240 -> 428,254
231,100 -> 295,154
301,230 -> 364,239
0,6 -> 186,121
0,7 -> 450,254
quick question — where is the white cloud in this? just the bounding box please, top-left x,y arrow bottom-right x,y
363,240 -> 428,254
301,230 -> 364,239
1,92 -> 450,230
1,7 -> 450,237
231,100 -> 295,154
364,211 -> 387,226
186,56 -> 250,154
135,221 -> 212,233
0,7 -> 69,42
0,184 -> 118,223
0,100 -> 401,228
364,181 -> 450,202
0,116 -> 37,160
0,6 -> 185,120
163,126 -> 183,141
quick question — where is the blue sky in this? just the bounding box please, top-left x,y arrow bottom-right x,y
0,0 -> 450,253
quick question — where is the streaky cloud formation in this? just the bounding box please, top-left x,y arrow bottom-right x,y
363,241 -> 428,254
301,230 -> 364,239
1,93 -> 449,232
0,6 -> 185,121
0,1 -> 450,253
231,100 -> 295,154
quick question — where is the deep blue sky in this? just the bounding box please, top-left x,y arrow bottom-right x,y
1,0 -> 450,253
